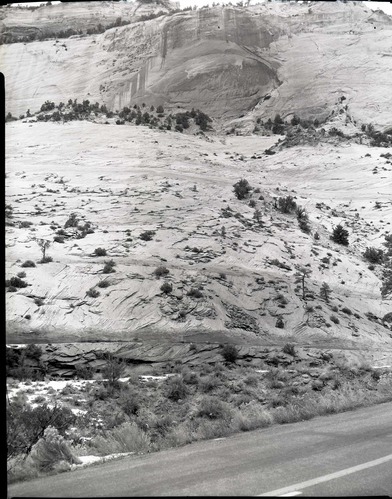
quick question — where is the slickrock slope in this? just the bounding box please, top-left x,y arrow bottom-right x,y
5,120 -> 392,358
2,1 -> 392,126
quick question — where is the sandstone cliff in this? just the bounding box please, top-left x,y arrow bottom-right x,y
1,1 -> 392,126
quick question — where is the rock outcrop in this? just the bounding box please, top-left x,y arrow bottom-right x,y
2,1 -> 392,126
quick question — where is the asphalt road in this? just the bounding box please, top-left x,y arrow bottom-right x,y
8,402 -> 392,497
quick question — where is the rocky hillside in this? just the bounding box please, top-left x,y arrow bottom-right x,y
2,1 -> 392,126
4,1 -> 392,366
5,118 -> 392,355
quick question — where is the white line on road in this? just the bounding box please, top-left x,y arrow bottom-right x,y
279,492 -> 302,497
258,453 -> 392,497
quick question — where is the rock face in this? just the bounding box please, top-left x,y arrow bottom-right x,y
2,1 -> 392,125
7,342 -> 392,378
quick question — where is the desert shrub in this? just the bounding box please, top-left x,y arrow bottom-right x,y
275,317 -> 284,329
154,266 -> 169,278
6,345 -> 44,380
277,196 -> 297,214
6,276 -> 29,288
197,397 -> 232,420
243,374 -> 259,387
187,288 -> 203,298
221,344 -> 239,364
97,280 -> 111,288
282,343 -> 296,356
233,179 -> 252,200
140,230 -> 156,241
39,256 -> 53,264
249,199 -> 256,208
5,344 -> 42,377
89,422 -> 150,455
74,364 -> 95,380
330,315 -> 340,324
94,247 -> 107,257
21,260 -> 36,268
19,221 -> 33,228
30,427 -> 80,471
53,236 -> 64,243
198,375 -> 220,393
363,247 -> 384,264
64,213 -> 79,229
86,288 -> 100,298
165,376 -> 188,401
25,344 -> 42,361
331,225 -> 349,246
7,403 -> 76,460
270,259 -> 291,270
17,271 -> 27,278
118,388 -> 141,416
100,353 -> 125,389
182,370 -> 199,385
341,307 -> 352,315
102,260 -> 116,273
40,101 -> 55,112
160,282 -> 173,294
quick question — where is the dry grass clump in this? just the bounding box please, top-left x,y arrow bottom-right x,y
165,376 -> 188,401
198,375 -> 220,393
89,422 -> 150,455
196,396 -> 233,420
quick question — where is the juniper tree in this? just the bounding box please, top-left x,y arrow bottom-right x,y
331,225 -> 349,246
295,265 -> 312,300
381,267 -> 392,298
233,179 -> 252,200
296,206 -> 311,233
320,282 -> 332,303
277,195 -> 297,214
36,239 -> 51,260
253,209 -> 263,225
